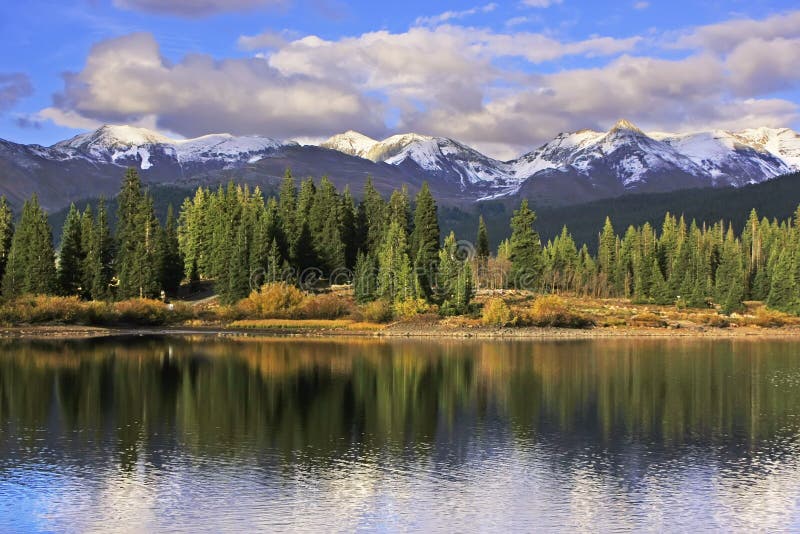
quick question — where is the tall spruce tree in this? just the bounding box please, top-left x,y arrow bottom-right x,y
278,169 -> 298,258
353,251 -> 377,303
116,169 -> 161,300
377,220 -> 413,303
0,197 -> 12,286
438,231 -> 473,315
82,199 -> 114,301
508,200 -> 544,290
767,249 -> 795,312
340,186 -> 359,269
2,195 -> 56,297
476,215 -> 490,261
159,205 -> 184,296
410,182 -> 439,300
598,217 -> 617,292
361,178 -> 386,255
57,203 -> 84,295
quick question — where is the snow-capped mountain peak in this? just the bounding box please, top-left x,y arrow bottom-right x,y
49,125 -> 287,170
609,118 -> 644,134
320,130 -> 379,158
55,124 -> 172,151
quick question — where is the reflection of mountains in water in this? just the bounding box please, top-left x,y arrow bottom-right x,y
2,336 -> 800,471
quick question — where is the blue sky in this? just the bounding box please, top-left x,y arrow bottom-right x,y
1,0 -> 799,157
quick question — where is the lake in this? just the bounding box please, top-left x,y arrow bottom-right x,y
1,335 -> 800,532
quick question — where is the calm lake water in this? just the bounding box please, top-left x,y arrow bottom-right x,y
1,336 -> 800,532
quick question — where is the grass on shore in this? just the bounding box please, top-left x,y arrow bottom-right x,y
1,285 -> 798,333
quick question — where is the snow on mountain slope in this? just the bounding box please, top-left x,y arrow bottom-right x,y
51,125 -> 287,169
323,131 -> 518,194
171,134 -> 286,164
320,131 -> 378,158
734,127 -> 800,171
652,129 -> 791,185
509,120 -> 710,189
6,121 -> 800,208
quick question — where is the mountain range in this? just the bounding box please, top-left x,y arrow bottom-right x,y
1,120 -> 798,211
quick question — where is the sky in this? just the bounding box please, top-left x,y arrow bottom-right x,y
1,0 -> 799,159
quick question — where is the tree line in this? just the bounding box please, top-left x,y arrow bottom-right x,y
1,167 -> 799,316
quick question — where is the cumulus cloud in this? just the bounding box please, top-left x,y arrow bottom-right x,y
398,51 -> 800,157
673,10 -> 800,53
0,73 -> 33,113
726,38 -> 800,95
42,10 -> 800,158
112,0 -> 288,17
46,32 -> 384,139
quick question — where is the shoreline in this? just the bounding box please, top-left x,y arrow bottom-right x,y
3,323 -> 800,341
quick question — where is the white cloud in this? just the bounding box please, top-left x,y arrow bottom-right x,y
44,11 -> 800,159
521,0 -> 562,8
238,30 -> 295,51
38,108 -> 104,130
633,1 -> 649,9
726,37 -> 800,96
45,32 -> 384,139
673,10 -> 800,53
414,3 -> 497,27
112,0 -> 288,17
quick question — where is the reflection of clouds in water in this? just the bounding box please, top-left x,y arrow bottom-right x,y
2,337 -> 800,530
5,439 -> 800,531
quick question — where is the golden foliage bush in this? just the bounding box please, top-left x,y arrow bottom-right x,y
236,283 -> 306,319
300,292 -> 354,319
697,313 -> 730,328
526,295 -> 594,328
749,308 -> 796,327
113,298 -> 168,325
0,295 -> 110,325
628,312 -> 667,328
481,298 -> 514,326
229,319 -> 352,329
393,298 -> 431,320
361,300 -> 394,323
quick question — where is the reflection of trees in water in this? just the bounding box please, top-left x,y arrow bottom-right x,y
1,337 -> 800,470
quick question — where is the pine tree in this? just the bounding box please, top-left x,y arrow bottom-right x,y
0,197 -> 12,286
310,177 -> 344,273
293,220 -> 317,272
476,215 -> 490,261
508,200 -> 544,290
388,186 -> 411,236
714,228 -> 743,312
278,169 -> 298,252
159,205 -> 184,296
116,169 -> 162,299
266,238 -> 282,284
361,177 -> 386,255
225,222 -> 251,304
410,182 -> 439,300
2,195 -> 56,297
340,186 -> 359,269
82,199 -> 114,301
767,249 -> 795,312
598,217 -> 617,293
377,220 -> 413,303
57,204 -> 84,295
438,231 -> 473,315
353,251 -> 377,303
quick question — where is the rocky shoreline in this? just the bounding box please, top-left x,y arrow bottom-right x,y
3,323 -> 800,341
